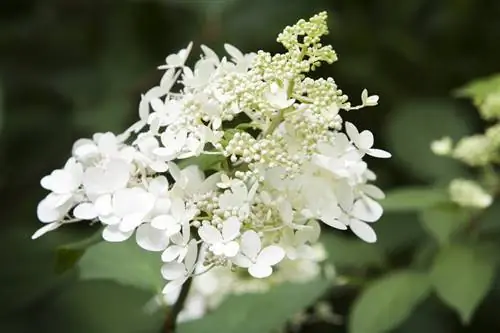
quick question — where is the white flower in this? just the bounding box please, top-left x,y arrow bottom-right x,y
161,239 -> 198,293
361,89 -> 379,106
331,196 -> 383,243
223,44 -> 255,72
151,198 -> 195,237
82,159 -> 130,197
280,221 -> 321,260
101,187 -> 155,242
158,42 -> 193,69
162,222 -> 191,263
431,136 -> 453,156
154,128 -> 188,161
218,181 -> 258,219
233,230 -> 285,278
37,159 -> 84,222
265,82 -> 295,110
199,217 -> 241,257
345,122 -> 391,158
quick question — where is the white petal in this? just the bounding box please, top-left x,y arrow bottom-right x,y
162,278 -> 186,294
161,262 -> 186,280
240,230 -> 261,259
102,225 -> 133,242
119,213 -> 144,232
256,245 -> 285,266
352,197 -> 383,222
221,217 -> 240,241
358,130 -> 374,149
31,222 -> 62,239
151,215 -> 176,230
350,219 -> 377,243
223,241 -> 240,257
361,184 -> 385,200
37,197 -> 65,222
224,43 -> 244,61
198,225 -> 222,244
232,254 -> 252,268
345,122 -> 360,143
320,216 -> 348,230
94,194 -> 113,216
367,148 -> 392,158
136,224 -> 169,252
73,202 -> 97,220
335,180 -> 354,212
162,245 -> 183,262
248,264 -> 273,278
184,240 -> 198,271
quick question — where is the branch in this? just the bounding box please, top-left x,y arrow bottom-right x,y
161,277 -> 194,333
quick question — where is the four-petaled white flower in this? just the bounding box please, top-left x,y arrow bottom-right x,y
345,122 -> 391,158
233,230 -> 285,278
198,217 -> 241,257
161,222 -> 191,263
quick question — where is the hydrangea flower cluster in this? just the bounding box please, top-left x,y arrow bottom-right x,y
34,12 -> 390,303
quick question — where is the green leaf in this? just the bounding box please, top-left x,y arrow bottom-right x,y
176,153 -> 226,171
382,187 -> 449,212
179,279 -> 330,333
55,229 -> 103,274
478,201 -> 500,233
376,213 -> 427,252
385,99 -> 472,182
78,238 -> 163,292
349,271 -> 431,333
419,204 -> 468,245
322,232 -> 386,268
430,244 -> 496,323
39,281 -> 162,333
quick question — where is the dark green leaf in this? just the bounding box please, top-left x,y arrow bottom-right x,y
349,271 -> 431,333
78,238 -> 163,292
322,232 -> 386,268
179,279 -> 331,333
430,244 -> 496,323
38,281 -> 162,333
55,229 -> 103,274
419,204 -> 468,245
385,99 -> 472,182
382,187 -> 449,212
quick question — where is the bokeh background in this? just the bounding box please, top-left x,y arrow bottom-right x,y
1,0 -> 500,332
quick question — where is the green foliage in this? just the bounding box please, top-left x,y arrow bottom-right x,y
382,187 -> 449,212
430,244 -> 496,323
349,271 -> 431,333
78,238 -> 163,292
179,279 -> 331,333
419,204 -> 469,245
3,1 -> 500,332
55,228 -> 103,274
385,99 -> 472,182
322,232 -> 386,268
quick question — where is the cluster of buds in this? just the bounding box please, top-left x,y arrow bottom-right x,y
431,76 -> 500,209
33,12 -> 390,320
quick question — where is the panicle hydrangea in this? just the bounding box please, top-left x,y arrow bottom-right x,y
449,179 -> 493,209
33,12 -> 390,319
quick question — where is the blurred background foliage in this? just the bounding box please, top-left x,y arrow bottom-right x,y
1,0 -> 500,332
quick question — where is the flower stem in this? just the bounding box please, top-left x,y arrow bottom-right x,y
161,277 -> 193,333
